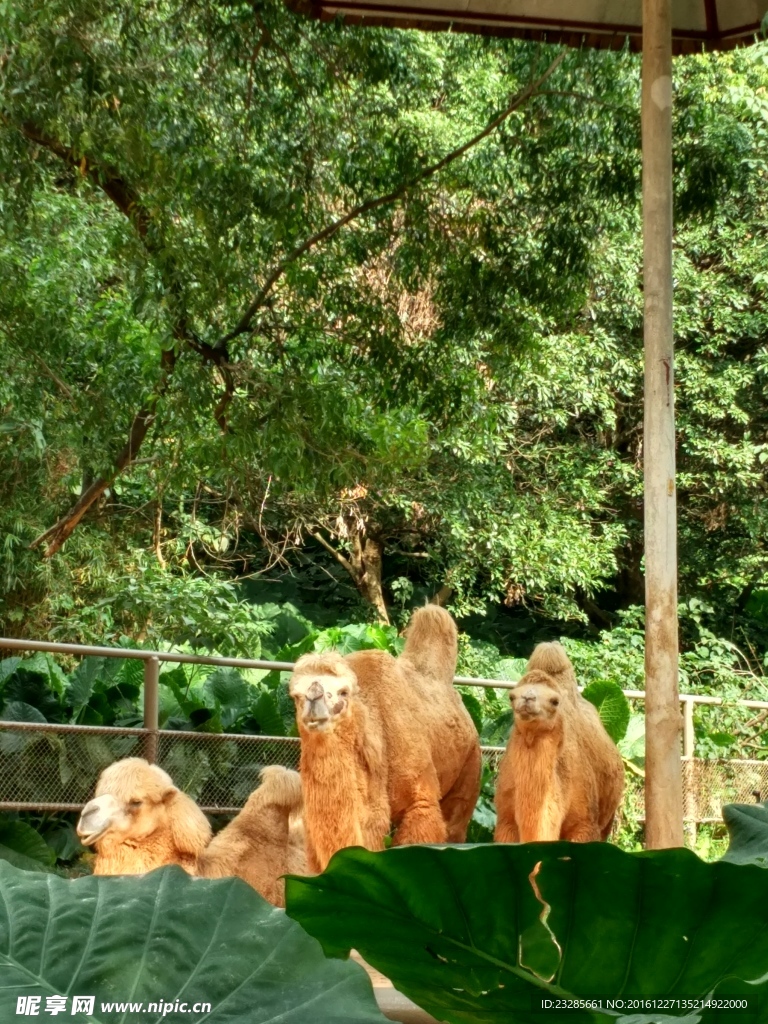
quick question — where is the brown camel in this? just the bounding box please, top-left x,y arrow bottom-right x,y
289,604 -> 481,872
494,643 -> 624,843
77,759 -> 307,904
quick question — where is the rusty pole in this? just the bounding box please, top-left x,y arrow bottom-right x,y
143,656 -> 160,764
642,0 -> 684,848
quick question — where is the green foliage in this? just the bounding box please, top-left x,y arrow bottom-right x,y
581,680 -> 631,743
0,862 -> 388,1022
287,843 -> 768,1024
0,821 -> 56,872
721,800 -> 768,867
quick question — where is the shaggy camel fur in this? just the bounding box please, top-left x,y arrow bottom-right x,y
289,604 -> 481,873
198,765 -> 306,906
494,643 -> 624,843
77,759 -> 307,904
76,758 -> 211,875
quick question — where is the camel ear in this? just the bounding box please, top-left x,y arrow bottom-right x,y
164,788 -> 212,856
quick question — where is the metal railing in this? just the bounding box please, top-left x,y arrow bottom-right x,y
1,637 -> 766,822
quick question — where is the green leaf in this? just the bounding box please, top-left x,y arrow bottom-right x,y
67,656 -> 104,713
203,667 -> 249,728
721,800 -> 768,867
618,713 -> 645,763
0,822 -> 56,871
581,680 -> 630,743
252,690 -> 286,736
0,862 -> 389,1022
0,658 -> 21,689
44,824 -> 85,863
19,653 -> 67,695
0,700 -> 46,723
287,843 -> 768,1024
459,691 -> 483,734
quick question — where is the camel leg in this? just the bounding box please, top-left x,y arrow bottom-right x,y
600,814 -> 616,841
391,777 -> 447,846
561,820 -> 601,843
494,817 -> 520,843
440,744 -> 482,843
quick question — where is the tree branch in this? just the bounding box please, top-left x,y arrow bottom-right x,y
216,50 -> 566,348
18,122 -> 152,243
30,349 -> 176,557
310,530 -> 358,580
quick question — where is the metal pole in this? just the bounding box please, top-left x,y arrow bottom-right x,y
642,0 -> 684,848
143,656 -> 160,764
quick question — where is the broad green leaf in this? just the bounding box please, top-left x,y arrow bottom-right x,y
618,713 -> 645,763
19,653 -> 67,695
582,680 -> 630,743
0,701 -> 47,754
0,862 -> 389,1023
0,700 -> 46,723
0,658 -> 20,688
203,667 -> 249,708
67,657 -> 104,713
287,843 -> 768,1024
0,822 -> 56,871
203,667 -> 249,728
252,690 -> 286,737
721,800 -> 768,866
44,824 -> 84,863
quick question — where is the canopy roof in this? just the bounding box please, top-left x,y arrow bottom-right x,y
288,0 -> 768,53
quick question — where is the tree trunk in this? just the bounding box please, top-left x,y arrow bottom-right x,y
350,533 -> 390,625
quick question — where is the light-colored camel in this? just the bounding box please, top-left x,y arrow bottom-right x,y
289,604 -> 481,873
197,765 -> 305,907
76,757 -> 212,875
494,642 -> 624,843
77,759 -> 307,904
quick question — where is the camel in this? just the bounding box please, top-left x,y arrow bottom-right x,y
494,642 -> 624,843
288,604 -> 481,873
197,765 -> 305,906
76,757 -> 212,875
77,759 -> 307,905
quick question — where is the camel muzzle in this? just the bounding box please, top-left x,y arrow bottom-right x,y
303,695 -> 330,727
77,799 -> 114,845
302,680 -> 331,728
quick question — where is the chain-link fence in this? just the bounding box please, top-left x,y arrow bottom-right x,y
0,637 -> 766,826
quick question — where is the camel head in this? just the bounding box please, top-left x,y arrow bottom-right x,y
288,653 -> 358,734
510,671 -> 562,732
77,757 -> 211,856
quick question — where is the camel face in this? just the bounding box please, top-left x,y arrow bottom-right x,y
77,785 -> 176,845
511,682 -> 561,730
289,655 -> 358,734
77,757 -> 179,847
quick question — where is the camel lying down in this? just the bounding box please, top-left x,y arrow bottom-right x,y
77,759 -> 306,906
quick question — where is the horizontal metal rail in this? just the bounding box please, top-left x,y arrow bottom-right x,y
3,635 -> 766,709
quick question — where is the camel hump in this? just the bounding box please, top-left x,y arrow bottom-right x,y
526,642 -> 580,699
400,604 -> 458,686
527,641 -> 572,675
257,766 -> 303,812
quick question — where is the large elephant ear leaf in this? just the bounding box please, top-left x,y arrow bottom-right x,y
0,862 -> 388,1023
581,680 -> 630,743
0,822 -> 55,871
721,800 -> 768,866
287,844 -> 768,1024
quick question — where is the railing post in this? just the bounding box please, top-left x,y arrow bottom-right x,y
682,697 -> 694,759
143,657 -> 159,764
682,696 -> 697,847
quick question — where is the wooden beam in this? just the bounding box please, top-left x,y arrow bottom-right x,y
642,0 -> 684,849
